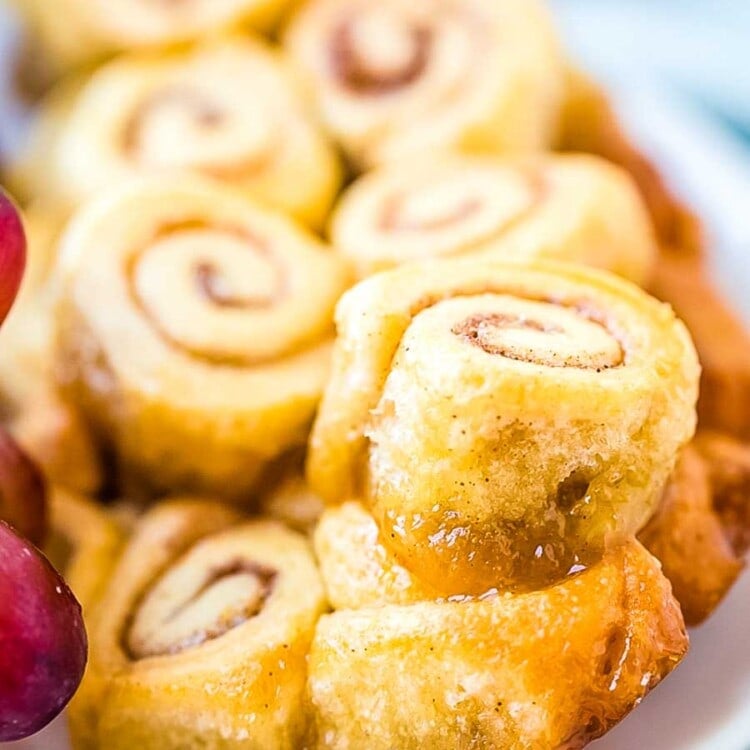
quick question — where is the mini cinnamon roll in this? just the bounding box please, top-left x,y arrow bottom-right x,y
331,153 -> 656,283
314,501 -> 439,609
45,489 -> 126,616
259,470 -> 325,535
285,0 -> 565,169
650,251 -> 750,441
26,38 -> 341,229
13,0 -> 298,77
69,499 -> 327,750
693,432 -> 750,558
308,260 -> 699,594
309,539 -> 688,750
639,444 -> 744,625
0,205 -> 102,495
56,176 -> 350,502
557,67 -> 704,256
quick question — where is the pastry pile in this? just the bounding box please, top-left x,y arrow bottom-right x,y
2,0 -> 749,748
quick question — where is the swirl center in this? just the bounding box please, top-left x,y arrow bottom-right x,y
382,168 -> 537,239
132,224 -> 288,363
450,296 -> 623,370
124,84 -> 274,175
332,9 -> 431,93
127,558 -> 277,658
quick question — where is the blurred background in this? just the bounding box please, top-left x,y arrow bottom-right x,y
551,0 -> 750,317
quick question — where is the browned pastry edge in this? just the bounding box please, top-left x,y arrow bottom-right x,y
641,433 -> 750,625
557,70 -> 704,257
694,431 -> 750,556
648,251 -> 750,441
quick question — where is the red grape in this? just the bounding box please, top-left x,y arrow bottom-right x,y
0,428 -> 47,545
0,522 -> 87,741
0,189 -> 26,325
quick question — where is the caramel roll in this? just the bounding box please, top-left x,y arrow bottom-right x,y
56,176 -> 350,501
331,153 -> 656,283
70,499 -> 327,750
557,67 -> 704,256
285,0 -> 564,169
649,251 -> 750,440
308,541 -> 687,750
308,260 -> 699,594
639,445 -> 744,626
33,38 -> 341,229
13,0 -> 298,77
0,204 -> 102,495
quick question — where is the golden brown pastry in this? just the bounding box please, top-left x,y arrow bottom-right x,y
308,260 -> 700,595
694,432 -> 750,557
45,489 -> 126,616
69,498 -> 327,750
15,38 -> 342,230
12,0 -> 299,78
557,67 -> 704,256
314,501 -> 439,609
259,470 -> 325,535
649,251 -> 750,440
639,444 -> 744,625
331,152 -> 656,283
0,204 -> 102,495
309,532 -> 687,750
56,176 -> 350,502
285,0 -> 565,169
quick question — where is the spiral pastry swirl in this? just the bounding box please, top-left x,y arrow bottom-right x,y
309,526 -> 688,750
285,0 -> 565,168
331,153 -> 656,283
70,499 -> 326,750
14,0 -> 297,76
57,176 -> 350,501
308,260 -> 699,594
32,39 -> 341,229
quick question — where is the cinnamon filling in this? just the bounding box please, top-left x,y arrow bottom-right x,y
380,195 -> 481,232
127,221 -> 290,365
451,302 -> 624,370
126,559 -> 277,658
331,16 -> 431,93
122,87 -> 224,155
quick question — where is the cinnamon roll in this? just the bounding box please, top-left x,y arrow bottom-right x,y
69,499 -> 326,750
331,153 -> 656,283
13,0 -> 298,78
308,539 -> 687,750
285,0 -> 565,169
45,489 -> 126,616
639,444 -> 744,625
314,501 -> 439,609
56,176 -> 350,502
0,205 -> 102,495
29,38 -> 342,229
557,67 -> 704,256
260,470 -> 325,535
650,251 -> 750,440
308,260 -> 700,594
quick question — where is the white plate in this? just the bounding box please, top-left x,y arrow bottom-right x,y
2,6 -> 749,749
